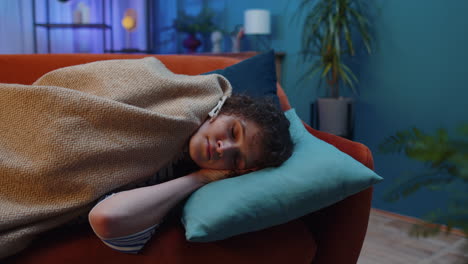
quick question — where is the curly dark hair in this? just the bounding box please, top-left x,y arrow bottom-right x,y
219,94 -> 294,170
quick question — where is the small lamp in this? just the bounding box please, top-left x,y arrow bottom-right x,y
244,9 -> 271,51
121,8 -> 138,52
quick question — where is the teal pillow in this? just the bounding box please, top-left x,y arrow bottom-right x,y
181,109 -> 383,242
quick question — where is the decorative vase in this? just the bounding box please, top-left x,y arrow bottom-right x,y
315,97 -> 354,139
183,33 -> 201,53
211,31 -> 223,53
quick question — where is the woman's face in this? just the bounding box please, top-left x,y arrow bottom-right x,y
189,114 -> 263,171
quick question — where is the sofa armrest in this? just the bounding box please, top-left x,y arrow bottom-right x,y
303,187 -> 373,264
301,123 -> 373,264
276,83 -> 373,264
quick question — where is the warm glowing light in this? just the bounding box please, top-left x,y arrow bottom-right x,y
121,9 -> 137,31
122,16 -> 135,30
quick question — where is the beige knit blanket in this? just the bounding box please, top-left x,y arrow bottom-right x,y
0,57 -> 232,258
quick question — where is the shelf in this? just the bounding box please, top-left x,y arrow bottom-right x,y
33,0 -> 116,53
105,49 -> 153,54
35,23 -> 111,29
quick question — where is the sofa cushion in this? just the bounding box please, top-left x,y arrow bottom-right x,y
182,109 -> 383,242
4,219 -> 316,264
203,50 -> 280,107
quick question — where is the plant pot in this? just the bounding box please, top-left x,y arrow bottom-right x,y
183,33 -> 201,53
314,97 -> 354,138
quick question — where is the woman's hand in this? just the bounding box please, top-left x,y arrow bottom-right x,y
193,168 -> 255,184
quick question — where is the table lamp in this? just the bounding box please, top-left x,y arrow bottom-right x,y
121,8 -> 138,52
244,9 -> 271,51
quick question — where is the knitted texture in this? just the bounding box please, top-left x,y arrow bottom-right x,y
0,57 -> 231,258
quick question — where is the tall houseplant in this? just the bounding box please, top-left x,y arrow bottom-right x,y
298,0 -> 373,137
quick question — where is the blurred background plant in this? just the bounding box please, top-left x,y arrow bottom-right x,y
173,8 -> 220,35
379,124 -> 468,238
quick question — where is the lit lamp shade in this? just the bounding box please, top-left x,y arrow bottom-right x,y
244,9 -> 271,35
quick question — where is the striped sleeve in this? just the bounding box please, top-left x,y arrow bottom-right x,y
94,194 -> 160,254
98,223 -> 160,254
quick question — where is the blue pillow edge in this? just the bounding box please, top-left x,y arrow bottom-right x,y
286,109 -> 383,184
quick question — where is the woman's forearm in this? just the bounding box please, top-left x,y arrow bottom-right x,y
89,173 -> 205,239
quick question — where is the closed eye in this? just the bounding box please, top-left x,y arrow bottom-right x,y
231,126 -> 236,139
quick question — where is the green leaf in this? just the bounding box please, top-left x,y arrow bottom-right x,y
457,123 -> 468,136
321,63 -> 333,78
337,65 -> 354,91
341,62 -> 358,82
297,60 -> 324,85
382,170 -> 453,202
334,28 -> 341,56
342,20 -> 355,56
348,7 -> 372,54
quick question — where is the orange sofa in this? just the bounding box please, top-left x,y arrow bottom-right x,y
0,54 -> 374,264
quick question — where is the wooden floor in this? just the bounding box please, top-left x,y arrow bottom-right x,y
358,209 -> 467,264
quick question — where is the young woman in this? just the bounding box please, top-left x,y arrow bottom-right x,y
88,94 -> 294,254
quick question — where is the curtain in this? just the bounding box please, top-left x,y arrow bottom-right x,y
0,0 -> 179,54
154,0 -> 178,54
0,0 -> 34,54
0,0 -> 227,55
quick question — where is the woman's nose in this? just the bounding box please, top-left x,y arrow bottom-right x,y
216,140 -> 236,157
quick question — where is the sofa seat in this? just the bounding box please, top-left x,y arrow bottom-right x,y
5,218 -> 316,264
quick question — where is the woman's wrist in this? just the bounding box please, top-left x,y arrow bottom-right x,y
187,172 -> 211,185
188,169 -> 231,185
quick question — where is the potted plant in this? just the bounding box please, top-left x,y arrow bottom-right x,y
298,0 -> 373,138
173,8 -> 219,53
379,124 -> 468,237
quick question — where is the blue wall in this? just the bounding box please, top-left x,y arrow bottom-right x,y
225,0 -> 468,219
351,0 -> 468,218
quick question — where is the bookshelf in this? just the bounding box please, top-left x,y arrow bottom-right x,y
32,0 -> 114,53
